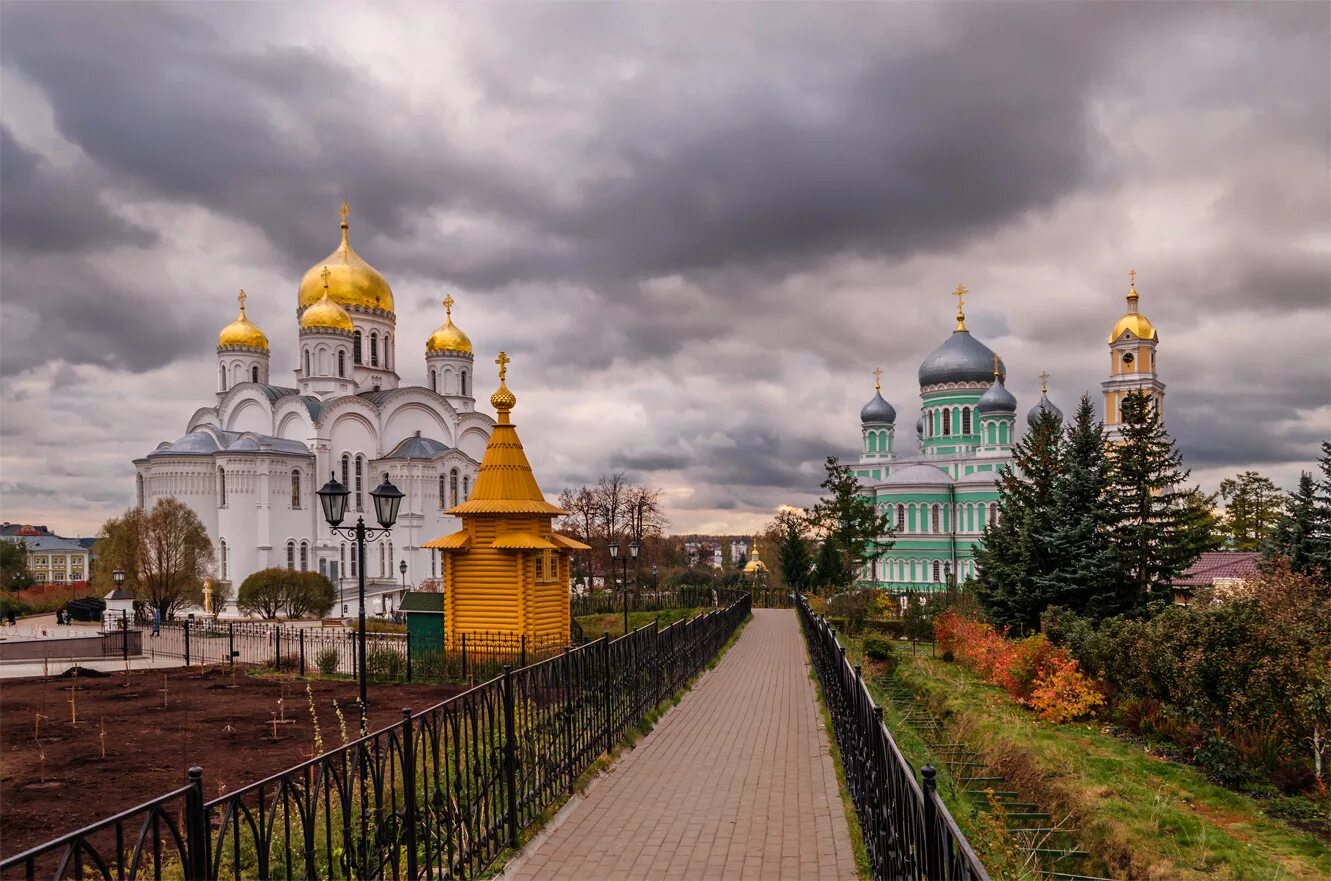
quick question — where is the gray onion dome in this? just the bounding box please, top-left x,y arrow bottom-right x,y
1027,392 -> 1063,426
860,390 -> 896,424
977,377 -> 1017,415
919,331 -> 1006,387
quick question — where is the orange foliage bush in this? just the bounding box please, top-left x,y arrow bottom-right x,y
934,612 -> 1103,723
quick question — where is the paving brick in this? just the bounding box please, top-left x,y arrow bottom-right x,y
506,609 -> 856,880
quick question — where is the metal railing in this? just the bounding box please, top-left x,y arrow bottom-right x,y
569,585 -> 747,617
797,595 -> 989,881
141,621 -> 566,683
2,594 -> 751,880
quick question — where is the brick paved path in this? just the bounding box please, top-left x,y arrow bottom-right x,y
505,608 -> 857,880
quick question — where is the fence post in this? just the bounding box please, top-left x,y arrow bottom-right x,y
228,622 -> 235,667
274,625 -> 281,671
400,707 -> 419,878
461,632 -> 468,681
300,629 -> 306,676
184,619 -> 191,667
520,634 -> 527,669
406,631 -> 413,683
184,766 -> 209,881
601,632 -> 612,753
501,666 -> 519,848
122,610 -> 129,662
922,764 -> 942,879
653,617 -> 661,707
563,645 -> 575,794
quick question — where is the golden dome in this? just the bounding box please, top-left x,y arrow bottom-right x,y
1109,270 -> 1157,343
490,351 -> 517,412
427,294 -> 474,354
299,267 -> 355,333
743,536 -> 768,574
296,202 -> 394,314
218,290 -> 269,350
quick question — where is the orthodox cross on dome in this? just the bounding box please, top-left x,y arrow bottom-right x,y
992,353 -> 1001,378
1039,370 -> 1050,394
320,265 -> 332,293
338,201 -> 351,228
1127,268 -> 1139,307
443,293 -> 455,319
237,289 -> 247,316
873,367 -> 883,390
496,351 -> 510,382
953,284 -> 968,331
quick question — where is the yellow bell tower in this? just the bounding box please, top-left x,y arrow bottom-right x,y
423,353 -> 589,649
1102,270 -> 1165,441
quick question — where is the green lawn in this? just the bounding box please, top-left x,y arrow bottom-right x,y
874,647 -> 1331,881
575,607 -> 702,640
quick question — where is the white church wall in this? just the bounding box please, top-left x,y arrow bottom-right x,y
382,401 -> 452,450
328,410 -> 379,458
457,425 -> 489,461
225,397 -> 273,434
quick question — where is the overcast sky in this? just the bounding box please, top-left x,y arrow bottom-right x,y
1,2 -> 1328,538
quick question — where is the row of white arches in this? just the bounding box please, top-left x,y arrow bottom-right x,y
882,501 -> 999,535
217,468 -> 304,510
864,557 -> 978,584
219,362 -> 261,391
428,368 -> 470,397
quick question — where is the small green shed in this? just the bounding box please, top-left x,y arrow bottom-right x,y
400,591 -> 445,659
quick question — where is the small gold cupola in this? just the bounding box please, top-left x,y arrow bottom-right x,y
296,202 -> 395,313
1109,269 -> 1158,343
426,294 -> 474,354
218,289 -> 269,351
299,266 -> 355,332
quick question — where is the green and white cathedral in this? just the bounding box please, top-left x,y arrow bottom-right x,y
851,279 -> 1161,591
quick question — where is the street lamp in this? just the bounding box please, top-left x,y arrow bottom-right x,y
399,559 -> 408,591
318,471 -> 402,709
112,568 -> 125,587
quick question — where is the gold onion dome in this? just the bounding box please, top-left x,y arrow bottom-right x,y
427,294 -> 474,354
1109,270 -> 1157,343
296,202 -> 395,313
490,352 -> 517,412
218,290 -> 269,350
299,267 -> 355,332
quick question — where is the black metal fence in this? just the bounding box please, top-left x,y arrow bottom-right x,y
798,595 -> 989,881
142,621 -> 566,684
2,594 -> 751,881
569,585 -> 747,617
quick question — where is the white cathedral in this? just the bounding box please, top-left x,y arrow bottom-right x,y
134,203 -> 493,616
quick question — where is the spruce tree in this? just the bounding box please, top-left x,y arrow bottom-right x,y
975,408 -> 1062,629
806,456 -> 894,591
1272,448 -> 1331,583
1038,395 -> 1121,618
1104,391 -> 1210,609
775,510 -> 813,593
1218,470 -> 1283,550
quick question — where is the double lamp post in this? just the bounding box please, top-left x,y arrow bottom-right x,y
317,471 -> 404,709
608,538 -> 640,636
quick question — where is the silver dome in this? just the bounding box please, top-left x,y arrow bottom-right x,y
919,331 -> 1006,387
860,390 -> 896,424
1027,392 -> 1063,427
977,377 -> 1017,415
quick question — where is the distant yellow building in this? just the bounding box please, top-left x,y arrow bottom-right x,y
1103,270 -> 1164,441
742,536 -> 768,577
423,353 -> 589,648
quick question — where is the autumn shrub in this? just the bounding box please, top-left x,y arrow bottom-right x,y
1027,654 -> 1105,723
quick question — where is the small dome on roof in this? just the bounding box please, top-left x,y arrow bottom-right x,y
1027,392 -> 1063,427
977,377 -> 1017,415
860,390 -> 896,424
881,463 -> 952,485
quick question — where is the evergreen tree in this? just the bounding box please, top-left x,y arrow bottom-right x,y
774,509 -> 813,593
1038,395 -> 1121,618
1271,447 -> 1331,583
806,456 -> 893,592
1218,470 -> 1283,550
975,408 -> 1063,629
1104,391 -> 1210,609
812,536 -> 849,592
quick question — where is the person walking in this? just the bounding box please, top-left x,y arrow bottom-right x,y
151,607 -> 161,638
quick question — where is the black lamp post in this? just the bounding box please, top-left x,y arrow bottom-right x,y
318,471 -> 402,709
399,559 -> 408,591
609,541 -> 624,635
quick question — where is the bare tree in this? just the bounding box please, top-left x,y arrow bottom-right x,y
94,499 -> 214,619
557,486 -> 601,583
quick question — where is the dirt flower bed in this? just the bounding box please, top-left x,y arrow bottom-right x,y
0,667 -> 466,858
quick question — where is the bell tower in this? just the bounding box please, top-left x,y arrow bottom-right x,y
1102,270 -> 1165,441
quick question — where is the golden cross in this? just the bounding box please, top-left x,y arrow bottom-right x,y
496,351 -> 510,381
1039,370 -> 1050,393
992,353 -> 1001,377
1129,269 -> 1136,288
443,294 -> 454,318
320,265 -> 331,292
872,367 -> 883,390
237,289 -> 247,314
953,284 -> 968,330
338,201 -> 351,225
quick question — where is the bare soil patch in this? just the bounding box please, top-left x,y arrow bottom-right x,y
1,667 -> 465,858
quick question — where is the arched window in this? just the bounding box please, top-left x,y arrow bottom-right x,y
463,475 -> 470,498
379,541 -> 386,577
896,504 -> 905,531
961,407 -> 971,435
430,369 -> 437,393
220,365 -> 227,391
384,334 -> 391,369
341,453 -> 351,490
136,474 -> 145,509
247,365 -> 257,384
370,332 -> 379,367
287,541 -> 296,570
989,505 -> 998,526
218,468 -> 227,507
942,408 -> 951,436
460,369 -> 469,397
943,561 -> 952,582
932,560 -> 941,582
338,350 -> 346,377
300,541 -> 309,571
350,542 -> 358,577
304,350 -> 312,376
340,543 -> 346,578
450,469 -> 459,508
355,456 -> 364,511
353,330 -> 362,364
291,470 -> 301,508
430,549 -> 437,578
439,473 -> 448,509
388,541 -> 393,574
931,505 -> 940,533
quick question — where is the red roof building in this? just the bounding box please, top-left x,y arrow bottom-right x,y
1173,551 -> 1263,604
